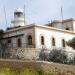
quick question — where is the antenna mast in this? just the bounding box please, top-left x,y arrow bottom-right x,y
4,6 -> 7,27
61,7 -> 63,24
24,5 -> 25,25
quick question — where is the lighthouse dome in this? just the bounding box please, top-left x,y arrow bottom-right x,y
14,8 -> 23,13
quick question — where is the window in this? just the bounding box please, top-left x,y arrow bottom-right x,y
7,39 -> 11,43
17,14 -> 21,17
17,38 -> 22,47
52,37 -> 55,46
7,39 -> 12,48
28,35 -> 32,45
15,12 -> 23,18
41,36 -> 44,45
66,27 -> 69,30
62,39 -> 66,47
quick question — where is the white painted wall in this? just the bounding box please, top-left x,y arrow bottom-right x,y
53,23 -> 64,29
63,21 -> 73,30
73,21 -> 75,32
11,18 -> 24,27
34,26 -> 75,49
52,21 -> 73,31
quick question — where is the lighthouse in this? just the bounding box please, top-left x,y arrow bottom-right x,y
11,8 -> 25,27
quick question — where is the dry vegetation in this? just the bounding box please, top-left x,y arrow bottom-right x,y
0,59 -> 75,75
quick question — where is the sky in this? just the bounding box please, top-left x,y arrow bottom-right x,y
0,0 -> 75,30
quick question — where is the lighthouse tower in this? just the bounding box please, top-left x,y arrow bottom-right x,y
11,8 -> 25,27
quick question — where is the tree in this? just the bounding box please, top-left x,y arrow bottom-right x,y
67,37 -> 75,49
0,30 -> 4,41
0,29 -> 7,58
0,30 -> 4,57
49,48 -> 68,64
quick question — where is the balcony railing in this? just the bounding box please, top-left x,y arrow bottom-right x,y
6,43 -> 35,48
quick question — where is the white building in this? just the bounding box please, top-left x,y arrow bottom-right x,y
3,8 -> 75,59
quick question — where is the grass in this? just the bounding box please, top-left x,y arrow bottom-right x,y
0,67 -> 74,75
0,68 -> 59,75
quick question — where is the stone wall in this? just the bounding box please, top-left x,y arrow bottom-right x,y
8,48 -> 40,60
6,47 -> 75,60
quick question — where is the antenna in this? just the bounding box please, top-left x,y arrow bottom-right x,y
4,6 -> 8,27
24,5 -> 25,25
51,20 -> 53,26
61,7 -> 63,23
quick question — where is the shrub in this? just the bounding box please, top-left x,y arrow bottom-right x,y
68,55 -> 75,65
49,48 -> 68,64
37,69 -> 44,75
39,48 -> 49,61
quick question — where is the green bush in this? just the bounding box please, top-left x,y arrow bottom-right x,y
19,68 -> 39,75
0,68 -> 16,75
0,67 -> 62,75
37,69 -> 44,75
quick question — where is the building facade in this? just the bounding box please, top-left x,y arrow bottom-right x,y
3,8 -> 75,59
4,24 -> 75,49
